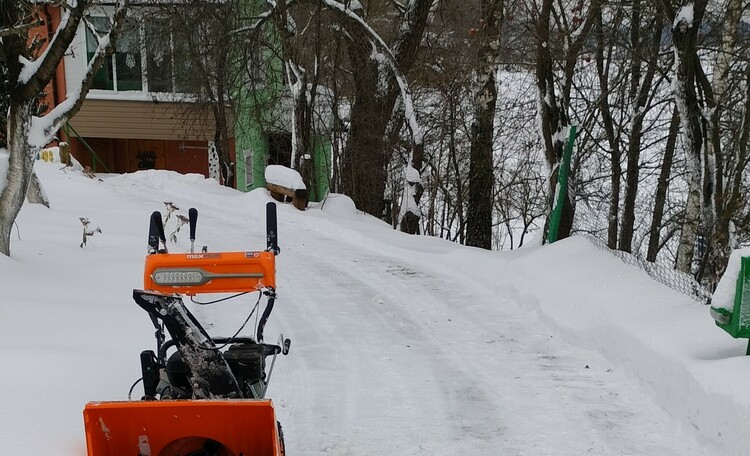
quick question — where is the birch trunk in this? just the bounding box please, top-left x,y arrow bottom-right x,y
666,0 -> 708,273
697,0 -> 742,285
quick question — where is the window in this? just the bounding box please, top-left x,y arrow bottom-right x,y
171,27 -> 201,94
86,17 -> 142,91
145,19 -> 173,93
86,15 -> 197,95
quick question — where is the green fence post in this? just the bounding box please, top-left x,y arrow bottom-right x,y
547,125 -> 577,244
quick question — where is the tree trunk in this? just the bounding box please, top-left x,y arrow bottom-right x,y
212,93 -> 233,187
448,96 -> 465,244
339,0 -> 432,218
399,147 -> 424,235
466,0 -> 503,249
535,0 -> 565,241
617,0 -> 643,253
0,101 -> 34,256
666,0 -> 708,273
534,0 -> 601,242
619,2 -> 663,253
695,0 -> 741,285
594,7 -> 620,249
339,33 -> 390,216
646,109 -> 679,262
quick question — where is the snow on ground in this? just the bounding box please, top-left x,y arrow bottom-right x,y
0,161 -> 746,455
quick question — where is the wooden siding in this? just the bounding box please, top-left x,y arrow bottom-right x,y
68,99 -> 217,141
69,137 -> 210,176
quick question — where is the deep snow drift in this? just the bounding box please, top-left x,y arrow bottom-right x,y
0,161 -> 746,455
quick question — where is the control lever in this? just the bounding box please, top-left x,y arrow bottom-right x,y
188,208 -> 198,253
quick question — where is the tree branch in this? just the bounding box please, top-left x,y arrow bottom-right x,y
18,0 -> 87,99
32,0 -> 130,145
0,16 -> 42,38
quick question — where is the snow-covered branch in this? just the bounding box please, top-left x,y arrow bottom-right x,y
17,0 -> 82,94
320,0 -> 423,145
31,0 -> 129,146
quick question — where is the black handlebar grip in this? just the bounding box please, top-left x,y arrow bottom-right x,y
150,211 -> 166,243
266,202 -> 280,255
148,211 -> 163,252
188,208 -> 198,241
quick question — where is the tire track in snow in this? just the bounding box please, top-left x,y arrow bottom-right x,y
275,237 -> 458,454
273,220 -> 713,456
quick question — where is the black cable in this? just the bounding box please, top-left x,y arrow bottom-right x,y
197,291 -> 263,350
190,291 -> 248,305
127,377 -> 143,401
256,292 -> 275,343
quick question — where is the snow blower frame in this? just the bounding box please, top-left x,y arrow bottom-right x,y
83,202 -> 290,456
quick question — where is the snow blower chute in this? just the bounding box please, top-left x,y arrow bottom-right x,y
83,202 -> 290,456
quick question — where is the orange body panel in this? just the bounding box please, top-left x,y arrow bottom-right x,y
83,400 -> 282,456
143,251 -> 276,295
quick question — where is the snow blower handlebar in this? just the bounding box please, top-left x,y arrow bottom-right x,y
142,251 -> 276,295
148,211 -> 168,254
143,202 -> 280,296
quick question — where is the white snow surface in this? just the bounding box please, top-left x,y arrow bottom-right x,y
674,4 -> 695,28
405,165 -> 420,184
265,164 -> 306,189
0,162 -> 747,455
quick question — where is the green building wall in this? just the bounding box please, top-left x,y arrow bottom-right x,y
233,0 -> 331,202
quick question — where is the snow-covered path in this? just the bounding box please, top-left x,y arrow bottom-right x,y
0,165 -> 721,455
268,219 -> 711,455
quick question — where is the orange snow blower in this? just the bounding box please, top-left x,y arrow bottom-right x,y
84,203 -> 290,456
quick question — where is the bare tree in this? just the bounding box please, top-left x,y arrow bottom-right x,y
271,0 -> 325,193
146,0 -> 247,187
335,0 -> 432,221
658,0 -> 708,273
465,0 -> 504,249
592,5 -> 623,249
531,0 -> 602,242
646,109 -> 680,262
617,1 -> 667,253
695,0 -> 750,286
0,0 -> 128,256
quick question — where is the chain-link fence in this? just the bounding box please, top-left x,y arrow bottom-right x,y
578,233 -> 713,304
